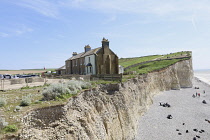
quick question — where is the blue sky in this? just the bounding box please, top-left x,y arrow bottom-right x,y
0,0 -> 210,70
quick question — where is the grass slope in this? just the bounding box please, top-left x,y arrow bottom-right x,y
126,58 -> 190,74
120,51 -> 191,75
119,55 -> 161,68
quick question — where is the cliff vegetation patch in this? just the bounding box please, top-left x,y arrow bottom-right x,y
0,80 -> 91,136
121,51 -> 191,75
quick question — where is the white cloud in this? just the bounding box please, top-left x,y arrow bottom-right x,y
59,0 -> 210,21
10,0 -> 210,22
0,24 -> 33,37
0,32 -> 9,37
15,25 -> 33,35
12,0 -> 60,18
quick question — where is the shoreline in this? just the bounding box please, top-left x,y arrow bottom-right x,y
135,78 -> 210,140
194,76 -> 210,87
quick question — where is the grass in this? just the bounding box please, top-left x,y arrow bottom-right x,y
0,80 -> 92,136
125,57 -> 190,74
119,55 -> 162,68
3,125 -> 18,133
161,51 -> 190,59
0,85 -> 65,135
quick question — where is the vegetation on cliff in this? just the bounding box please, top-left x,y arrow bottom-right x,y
120,51 -> 191,75
119,55 -> 161,68
0,80 -> 91,136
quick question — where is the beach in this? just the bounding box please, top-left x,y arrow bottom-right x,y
135,78 -> 210,140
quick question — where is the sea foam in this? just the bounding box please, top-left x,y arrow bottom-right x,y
194,69 -> 210,86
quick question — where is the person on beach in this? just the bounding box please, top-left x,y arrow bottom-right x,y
196,92 -> 198,96
192,94 -> 195,98
203,90 -> 205,94
198,93 -> 200,97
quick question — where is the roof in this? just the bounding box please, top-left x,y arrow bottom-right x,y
81,47 -> 101,57
56,65 -> 66,70
66,52 -> 85,61
66,47 -> 102,61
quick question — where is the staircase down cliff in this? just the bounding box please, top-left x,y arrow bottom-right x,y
18,59 -> 193,140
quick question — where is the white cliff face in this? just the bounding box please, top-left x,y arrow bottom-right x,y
17,59 -> 193,140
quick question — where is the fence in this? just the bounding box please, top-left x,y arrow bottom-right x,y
46,74 -> 92,81
0,77 -> 45,91
1,79 -> 4,91
44,74 -> 122,81
91,74 -> 122,81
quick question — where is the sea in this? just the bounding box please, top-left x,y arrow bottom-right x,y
194,69 -> 210,85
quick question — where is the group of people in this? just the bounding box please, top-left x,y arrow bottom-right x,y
192,88 -> 205,98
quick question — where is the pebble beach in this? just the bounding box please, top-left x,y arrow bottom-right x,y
135,78 -> 210,140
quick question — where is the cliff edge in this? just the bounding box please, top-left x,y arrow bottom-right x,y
18,59 -> 193,140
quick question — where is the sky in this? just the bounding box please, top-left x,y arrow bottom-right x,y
0,0 -> 210,70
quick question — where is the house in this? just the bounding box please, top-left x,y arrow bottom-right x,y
65,38 -> 119,75
56,65 -> 66,75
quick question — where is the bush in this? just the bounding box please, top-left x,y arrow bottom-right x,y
20,94 -> 32,106
80,81 -> 91,89
15,106 -> 21,111
0,117 -> 8,129
0,98 -> 7,107
66,80 -> 91,90
42,83 -> 70,100
42,80 -> 91,100
3,125 -> 18,132
65,80 -> 81,91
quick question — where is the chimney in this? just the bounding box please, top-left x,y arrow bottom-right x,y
84,45 -> 91,52
102,37 -> 109,48
72,52 -> 77,56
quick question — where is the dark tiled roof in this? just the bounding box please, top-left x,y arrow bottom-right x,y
81,47 -> 101,57
66,47 -> 102,61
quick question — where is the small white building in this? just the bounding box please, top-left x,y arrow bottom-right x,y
119,65 -> 124,74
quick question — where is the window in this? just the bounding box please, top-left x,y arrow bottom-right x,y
90,67 -> 92,73
89,57 -> 90,62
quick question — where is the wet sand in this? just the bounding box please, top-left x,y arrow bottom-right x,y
135,78 -> 210,140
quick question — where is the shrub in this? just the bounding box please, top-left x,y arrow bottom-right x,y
15,106 -> 21,111
0,117 -> 8,129
66,80 -> 91,90
20,86 -> 30,90
65,80 -> 82,91
0,98 -> 7,107
42,80 -> 91,101
42,83 -> 70,100
80,81 -> 91,89
34,100 -> 41,104
20,94 -> 32,106
3,125 -> 18,132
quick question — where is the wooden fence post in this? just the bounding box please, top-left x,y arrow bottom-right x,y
3,79 -> 4,90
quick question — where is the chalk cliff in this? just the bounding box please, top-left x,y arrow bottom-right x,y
18,59 -> 193,140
